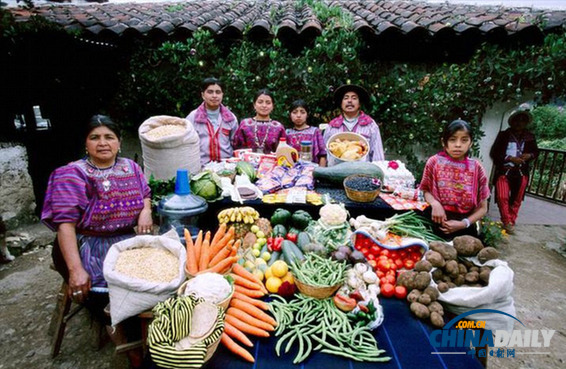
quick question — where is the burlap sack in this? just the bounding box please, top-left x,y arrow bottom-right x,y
139,115 -> 201,180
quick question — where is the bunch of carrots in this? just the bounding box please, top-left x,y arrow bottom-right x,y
221,263 -> 277,363
184,223 -> 241,276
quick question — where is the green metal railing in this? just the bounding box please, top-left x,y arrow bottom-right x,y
527,148 -> 566,204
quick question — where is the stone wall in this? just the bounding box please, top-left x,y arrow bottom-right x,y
0,143 -> 37,229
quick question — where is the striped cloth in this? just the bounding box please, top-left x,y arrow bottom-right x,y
148,296 -> 225,369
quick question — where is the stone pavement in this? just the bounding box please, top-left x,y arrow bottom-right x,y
487,194 -> 566,226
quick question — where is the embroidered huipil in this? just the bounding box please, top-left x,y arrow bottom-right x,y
41,158 -> 151,289
419,153 -> 490,215
285,126 -> 327,163
323,112 -> 385,161
233,118 -> 286,154
186,103 -> 239,165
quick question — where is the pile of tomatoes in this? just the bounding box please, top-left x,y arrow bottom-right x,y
354,233 -> 425,299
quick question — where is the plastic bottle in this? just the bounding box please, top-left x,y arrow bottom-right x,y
275,138 -> 298,167
299,140 -> 313,162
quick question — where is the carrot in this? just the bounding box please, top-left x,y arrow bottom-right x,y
221,333 -> 255,363
234,285 -> 265,299
232,291 -> 269,311
209,226 -> 235,257
230,239 -> 241,257
197,255 -> 239,275
225,315 -> 270,338
227,307 -> 275,331
198,231 -> 212,271
193,230 -> 203,271
230,273 -> 263,291
208,241 -> 234,268
210,223 -> 227,249
230,298 -> 277,327
232,264 -> 268,293
224,321 -> 253,347
184,228 -> 198,275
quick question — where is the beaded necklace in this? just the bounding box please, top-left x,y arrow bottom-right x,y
86,158 -> 116,191
252,118 -> 272,152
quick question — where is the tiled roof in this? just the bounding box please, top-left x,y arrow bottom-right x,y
8,0 -> 566,46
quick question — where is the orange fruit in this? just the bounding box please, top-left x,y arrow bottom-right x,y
271,260 -> 289,278
265,277 -> 283,294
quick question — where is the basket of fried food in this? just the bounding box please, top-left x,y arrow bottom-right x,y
327,132 -> 369,165
291,253 -> 348,299
148,296 -> 225,367
343,174 -> 382,203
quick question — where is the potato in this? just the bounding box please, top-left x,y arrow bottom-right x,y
453,235 -> 484,256
418,293 -> 432,305
477,247 -> 500,263
432,269 -> 444,283
469,266 -> 479,273
410,302 -> 430,319
437,282 -> 449,293
447,282 -> 457,289
425,250 -> 446,268
444,260 -> 459,278
442,275 -> 452,283
479,268 -> 491,284
458,263 -> 468,275
414,259 -> 433,272
428,301 -> 444,315
453,274 -> 466,286
414,271 -> 432,290
407,289 -> 422,303
465,271 -> 480,283
423,286 -> 440,301
430,311 -> 445,328
430,241 -> 458,261
397,271 -> 417,289
242,232 -> 258,248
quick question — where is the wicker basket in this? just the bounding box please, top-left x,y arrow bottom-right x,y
204,335 -> 222,362
177,279 -> 234,311
343,174 -> 381,203
295,279 -> 341,299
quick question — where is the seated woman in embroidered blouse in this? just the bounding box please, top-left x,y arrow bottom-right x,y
323,84 -> 384,162
233,88 -> 286,154
41,115 -> 152,367
419,119 -> 490,239
285,99 -> 327,166
186,77 -> 239,165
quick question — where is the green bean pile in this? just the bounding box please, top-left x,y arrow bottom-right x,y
291,253 -> 347,287
269,294 -> 390,364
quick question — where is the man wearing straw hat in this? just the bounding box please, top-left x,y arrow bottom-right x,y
490,103 -> 539,234
323,84 -> 385,162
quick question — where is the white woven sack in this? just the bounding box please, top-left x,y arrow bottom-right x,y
431,258 -> 516,332
103,229 -> 187,326
139,115 -> 201,180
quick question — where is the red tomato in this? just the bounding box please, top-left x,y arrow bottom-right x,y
395,259 -> 404,269
389,250 -> 400,260
367,254 -> 375,261
380,249 -> 390,257
394,285 -> 408,299
361,247 -> 369,256
376,270 -> 385,278
370,245 -> 381,256
368,260 -> 377,269
389,262 -> 397,272
404,259 -> 415,269
386,269 -> 396,277
380,277 -> 388,285
399,250 -> 408,259
410,252 -> 422,262
377,259 -> 391,272
378,255 -> 389,261
381,283 -> 395,298
384,275 -> 396,285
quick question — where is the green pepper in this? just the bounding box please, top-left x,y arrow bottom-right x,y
271,208 -> 292,226
291,210 -> 313,230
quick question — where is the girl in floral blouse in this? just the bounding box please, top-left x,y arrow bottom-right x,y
233,89 -> 286,154
420,119 -> 490,239
285,99 -> 327,166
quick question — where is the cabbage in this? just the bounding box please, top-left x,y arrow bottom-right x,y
190,170 -> 222,201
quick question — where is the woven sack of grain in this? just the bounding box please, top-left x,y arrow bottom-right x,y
139,115 -> 201,181
103,228 -> 187,326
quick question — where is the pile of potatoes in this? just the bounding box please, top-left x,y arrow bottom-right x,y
397,236 -> 500,328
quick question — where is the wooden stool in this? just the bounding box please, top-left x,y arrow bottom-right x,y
48,280 -> 85,358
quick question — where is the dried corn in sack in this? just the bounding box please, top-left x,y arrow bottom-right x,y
139,115 -> 201,181
103,229 -> 187,326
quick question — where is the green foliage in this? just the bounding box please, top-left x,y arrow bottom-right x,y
479,217 -> 507,248
531,105 -> 566,140
148,175 -> 176,208
538,138 -> 566,150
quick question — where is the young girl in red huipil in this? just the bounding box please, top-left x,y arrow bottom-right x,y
420,120 -> 490,239
285,99 -> 327,166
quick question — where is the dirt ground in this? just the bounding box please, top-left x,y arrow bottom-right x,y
0,223 -> 565,369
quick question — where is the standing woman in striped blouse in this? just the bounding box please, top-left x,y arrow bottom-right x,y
41,115 -> 152,367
